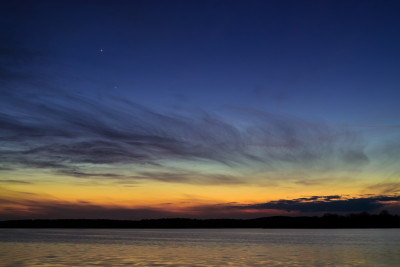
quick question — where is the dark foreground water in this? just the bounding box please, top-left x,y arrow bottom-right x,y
1,229 -> 400,266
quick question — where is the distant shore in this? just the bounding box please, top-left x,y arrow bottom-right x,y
1,212 -> 399,228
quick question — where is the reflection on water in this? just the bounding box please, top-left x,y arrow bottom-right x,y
1,229 -> 400,266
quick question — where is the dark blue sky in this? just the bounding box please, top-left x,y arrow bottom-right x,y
1,0 -> 400,219
3,0 -> 400,123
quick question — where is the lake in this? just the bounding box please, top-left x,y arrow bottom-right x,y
1,228 -> 399,266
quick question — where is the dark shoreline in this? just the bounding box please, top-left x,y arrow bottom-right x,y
1,212 -> 400,228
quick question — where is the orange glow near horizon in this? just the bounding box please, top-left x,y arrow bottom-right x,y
2,167 -> 399,219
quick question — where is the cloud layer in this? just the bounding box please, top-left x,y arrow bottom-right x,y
230,195 -> 400,213
2,193 -> 399,220
0,87 -> 371,185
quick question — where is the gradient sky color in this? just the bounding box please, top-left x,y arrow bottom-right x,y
1,0 -> 400,220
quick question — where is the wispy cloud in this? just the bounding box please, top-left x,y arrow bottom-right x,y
0,199 -> 179,220
0,180 -> 32,184
0,87 -> 373,185
366,183 -> 400,195
2,190 -> 399,220
132,171 -> 246,185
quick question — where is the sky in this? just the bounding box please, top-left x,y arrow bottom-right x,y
1,0 -> 400,220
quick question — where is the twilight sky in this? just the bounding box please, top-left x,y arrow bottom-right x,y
1,0 -> 400,220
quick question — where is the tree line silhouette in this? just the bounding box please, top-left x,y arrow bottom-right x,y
1,211 -> 399,228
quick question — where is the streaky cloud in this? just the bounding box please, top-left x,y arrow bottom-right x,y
366,182 -> 400,195
1,85 -> 373,185
0,180 -> 32,184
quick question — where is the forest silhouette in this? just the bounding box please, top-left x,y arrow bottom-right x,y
1,211 -> 399,228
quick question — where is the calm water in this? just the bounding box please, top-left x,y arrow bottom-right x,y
1,229 -> 400,266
